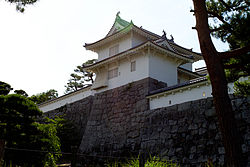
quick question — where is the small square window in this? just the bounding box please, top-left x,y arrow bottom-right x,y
108,68 -> 118,79
202,92 -> 206,97
109,45 -> 119,57
131,61 -> 136,72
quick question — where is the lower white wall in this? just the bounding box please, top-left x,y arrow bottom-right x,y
39,88 -> 93,112
149,53 -> 178,86
149,82 -> 234,110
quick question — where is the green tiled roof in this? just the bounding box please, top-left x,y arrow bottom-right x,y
114,12 -> 133,31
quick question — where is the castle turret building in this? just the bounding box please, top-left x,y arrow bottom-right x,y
39,13 -> 234,112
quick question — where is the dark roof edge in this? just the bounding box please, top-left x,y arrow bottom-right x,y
84,24 -> 132,49
84,41 -> 194,70
84,24 -> 160,49
147,77 -> 208,97
177,67 -> 204,77
83,41 -> 149,69
169,41 -> 202,57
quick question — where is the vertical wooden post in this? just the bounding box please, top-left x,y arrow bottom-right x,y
0,139 -> 5,166
71,146 -> 78,167
139,153 -> 145,167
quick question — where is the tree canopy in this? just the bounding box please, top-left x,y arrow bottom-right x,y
0,82 -> 61,166
14,89 -> 29,97
207,0 -> 250,85
0,81 -> 13,96
5,0 -> 38,12
192,0 -> 250,166
29,89 -> 58,104
207,0 -> 249,48
65,59 -> 96,94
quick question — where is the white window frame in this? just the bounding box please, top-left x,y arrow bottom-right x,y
108,67 -> 118,79
109,44 -> 119,57
131,61 -> 136,72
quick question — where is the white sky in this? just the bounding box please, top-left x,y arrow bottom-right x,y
0,0 -> 229,96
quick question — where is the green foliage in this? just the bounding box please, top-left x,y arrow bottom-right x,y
106,156 -> 179,167
53,116 -> 81,153
204,158 -> 223,167
14,89 -> 28,97
77,59 -> 97,83
65,59 -> 96,94
144,156 -> 179,167
0,81 -> 13,95
35,118 -> 61,167
206,0 -> 250,96
0,94 -> 42,166
233,78 -> 250,96
65,73 -> 85,93
29,89 -> 58,104
206,0 -> 250,47
0,94 -> 42,140
5,0 -> 38,12
0,82 -> 61,166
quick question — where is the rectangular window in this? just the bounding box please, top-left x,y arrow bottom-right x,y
109,45 -> 119,57
131,61 -> 136,72
108,68 -> 118,79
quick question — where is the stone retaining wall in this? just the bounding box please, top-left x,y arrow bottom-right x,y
79,77 -> 164,155
45,78 -> 250,166
45,95 -> 93,137
140,96 -> 249,166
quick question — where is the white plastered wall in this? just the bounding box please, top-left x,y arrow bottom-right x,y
97,34 -> 132,61
149,82 -> 235,110
95,53 -> 149,93
180,63 -> 192,71
131,32 -> 147,47
178,71 -> 191,84
39,88 -> 93,112
149,53 -> 178,86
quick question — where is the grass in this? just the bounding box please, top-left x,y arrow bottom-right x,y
105,156 -> 180,167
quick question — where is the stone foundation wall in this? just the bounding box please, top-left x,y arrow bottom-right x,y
140,96 -> 250,166
45,78 -> 250,166
44,95 -> 93,137
79,77 -> 164,155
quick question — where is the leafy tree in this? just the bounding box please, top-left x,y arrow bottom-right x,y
65,73 -> 84,93
233,79 -> 250,96
65,59 -> 96,94
0,82 -> 61,166
191,0 -> 249,166
0,81 -> 13,95
35,118 -> 61,167
5,0 -> 38,12
206,0 -> 250,95
14,89 -> 29,97
29,89 -> 58,104
52,116 -> 81,153
75,59 -> 96,84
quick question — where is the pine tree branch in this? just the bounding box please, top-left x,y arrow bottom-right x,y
218,0 -> 232,11
210,27 -> 222,33
207,11 -> 227,24
224,63 -> 243,69
219,44 -> 250,59
233,5 -> 250,11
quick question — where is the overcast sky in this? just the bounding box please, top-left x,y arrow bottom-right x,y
0,0 -> 229,96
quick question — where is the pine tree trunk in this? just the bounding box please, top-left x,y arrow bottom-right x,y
0,139 -> 5,166
192,0 -> 243,166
